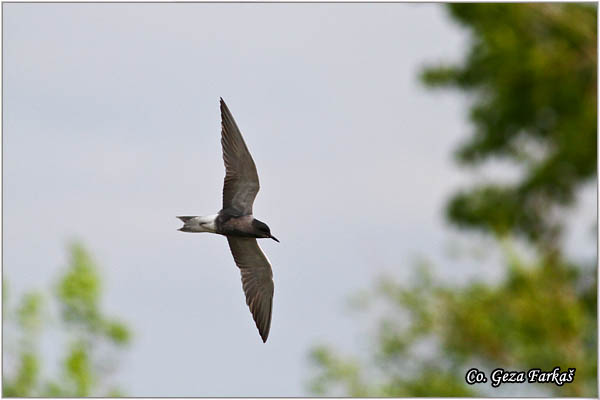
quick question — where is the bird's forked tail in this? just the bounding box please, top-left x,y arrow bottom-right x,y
177,216 -> 197,232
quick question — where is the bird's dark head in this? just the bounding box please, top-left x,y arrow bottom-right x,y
252,219 -> 279,242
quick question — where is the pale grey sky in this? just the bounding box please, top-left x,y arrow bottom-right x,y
3,3 -> 595,397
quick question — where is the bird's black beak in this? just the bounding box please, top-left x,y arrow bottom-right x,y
270,235 -> 280,243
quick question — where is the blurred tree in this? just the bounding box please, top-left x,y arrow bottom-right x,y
308,3 -> 596,397
3,243 -> 131,397
423,3 -> 597,249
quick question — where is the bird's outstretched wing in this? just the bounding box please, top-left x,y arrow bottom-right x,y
226,237 -> 274,342
220,98 -> 260,215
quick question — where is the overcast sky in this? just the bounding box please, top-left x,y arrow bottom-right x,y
3,3 -> 596,396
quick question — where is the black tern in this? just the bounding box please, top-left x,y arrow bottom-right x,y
177,98 -> 278,343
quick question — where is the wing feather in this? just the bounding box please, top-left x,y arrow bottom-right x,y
220,99 -> 260,215
226,237 -> 274,342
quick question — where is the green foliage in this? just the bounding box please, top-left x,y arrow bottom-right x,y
64,341 -> 93,396
309,254 -> 596,396
3,290 -> 44,397
423,3 -> 596,245
57,244 -> 102,328
17,292 -> 43,335
3,352 -> 40,397
309,347 -> 370,397
439,253 -> 596,396
309,3 -> 596,397
3,243 -> 131,397
104,319 -> 131,345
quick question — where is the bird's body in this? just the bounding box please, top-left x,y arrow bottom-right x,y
177,99 -> 278,343
178,213 -> 275,239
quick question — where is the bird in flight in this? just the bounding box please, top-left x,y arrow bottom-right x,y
177,98 -> 278,343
